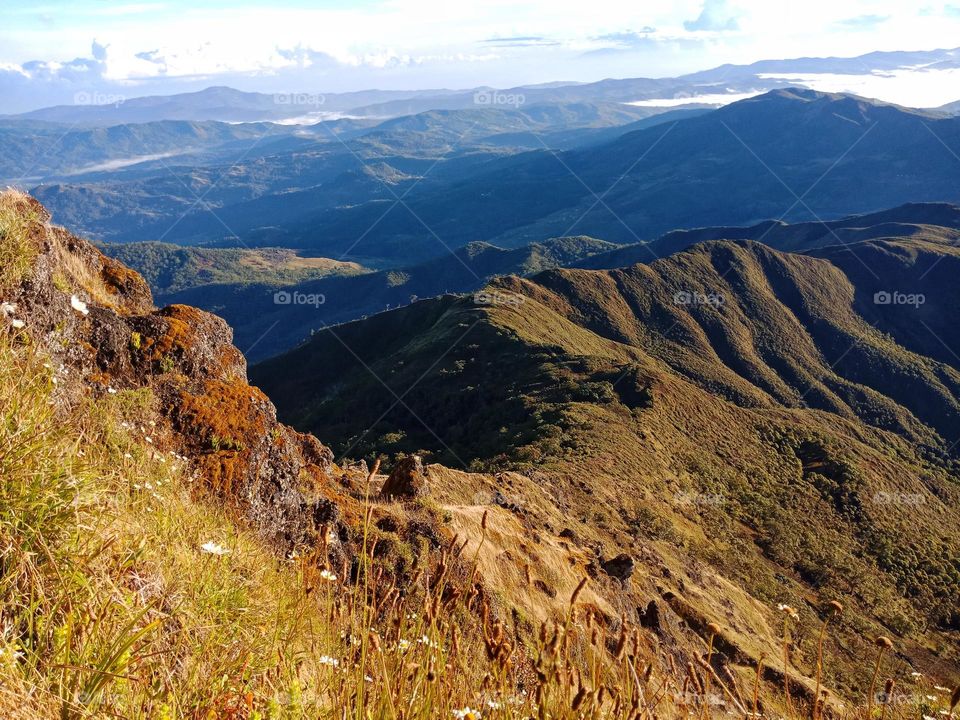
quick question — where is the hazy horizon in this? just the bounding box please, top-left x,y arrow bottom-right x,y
3,0 -> 960,113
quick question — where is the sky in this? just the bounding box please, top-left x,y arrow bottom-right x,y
2,0 -> 960,112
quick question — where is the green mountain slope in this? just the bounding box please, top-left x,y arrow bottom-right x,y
103,241 -> 369,295
252,234 -> 960,690
161,235 -> 618,360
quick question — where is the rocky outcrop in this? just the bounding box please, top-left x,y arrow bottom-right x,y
380,455 -> 429,497
1,193 -> 342,552
601,553 -> 635,582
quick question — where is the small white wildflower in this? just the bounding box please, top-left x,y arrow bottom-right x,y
319,569 -> 338,582
10,319 -> 24,329
924,715 -> 936,720
124,453 -> 132,459
452,708 -> 482,720
397,639 -> 411,652
486,699 -> 502,710
70,295 -> 89,315
0,302 -> 16,317
364,675 -> 373,683
144,436 -> 153,444
318,655 -> 339,668
107,387 -> 117,394
417,635 -> 439,649
200,542 -> 230,556
777,604 -> 800,621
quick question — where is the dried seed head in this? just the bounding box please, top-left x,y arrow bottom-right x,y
827,600 -> 844,616
614,624 -> 628,661
883,678 -> 895,696
572,685 -> 588,711
875,636 -> 894,650
570,577 -> 588,607
481,509 -> 489,531
707,622 -> 722,636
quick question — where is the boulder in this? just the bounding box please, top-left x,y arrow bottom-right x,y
381,455 -> 429,497
601,553 -> 635,582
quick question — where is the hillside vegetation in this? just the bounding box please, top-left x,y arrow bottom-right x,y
5,192 -> 958,718
254,232 -> 960,700
161,235 -> 618,361
104,241 -> 369,296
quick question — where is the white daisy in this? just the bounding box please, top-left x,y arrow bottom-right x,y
319,569 -> 338,582
70,295 -> 89,315
318,655 -> 339,668
200,542 -> 230,556
417,635 -> 439,649
452,708 -> 482,720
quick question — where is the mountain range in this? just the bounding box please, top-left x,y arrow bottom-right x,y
6,46 -> 958,125
107,202 -> 960,362
5,39 -> 960,720
251,216 -> 960,692
29,89 -> 960,272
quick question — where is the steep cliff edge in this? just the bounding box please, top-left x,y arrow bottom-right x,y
1,190 -> 345,554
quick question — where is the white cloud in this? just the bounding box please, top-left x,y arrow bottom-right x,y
0,0 -> 958,112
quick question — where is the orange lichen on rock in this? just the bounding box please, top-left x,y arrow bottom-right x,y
142,305 -> 206,361
174,378 -> 269,495
100,255 -> 151,301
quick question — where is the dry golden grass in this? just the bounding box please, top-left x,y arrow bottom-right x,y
2,331 -> 960,719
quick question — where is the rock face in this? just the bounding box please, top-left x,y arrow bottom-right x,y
380,455 -> 429,497
1,193 -> 341,552
601,553 -> 636,582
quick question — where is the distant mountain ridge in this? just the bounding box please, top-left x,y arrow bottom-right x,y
266,89 -> 960,260
7,46 -> 958,126
574,202 -> 960,268
111,202 -> 960,362
34,89 -> 960,266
